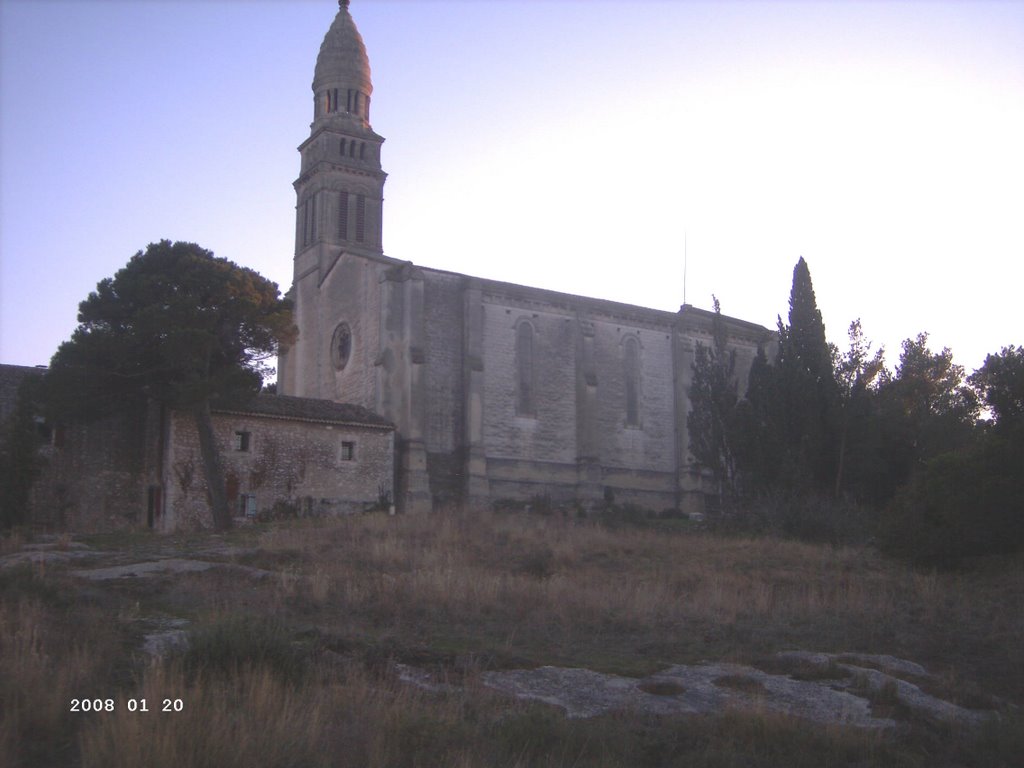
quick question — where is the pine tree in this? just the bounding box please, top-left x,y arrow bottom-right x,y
45,241 -> 294,531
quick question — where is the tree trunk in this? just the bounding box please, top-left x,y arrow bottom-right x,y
193,400 -> 232,531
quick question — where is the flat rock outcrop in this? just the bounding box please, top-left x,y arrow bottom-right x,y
467,652 -> 992,728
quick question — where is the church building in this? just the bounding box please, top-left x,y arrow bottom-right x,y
278,1 -> 772,515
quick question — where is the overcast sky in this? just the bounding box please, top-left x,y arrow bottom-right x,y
1,0 -> 1021,375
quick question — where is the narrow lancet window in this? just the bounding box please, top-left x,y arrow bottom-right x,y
516,322 -> 534,416
624,336 -> 640,426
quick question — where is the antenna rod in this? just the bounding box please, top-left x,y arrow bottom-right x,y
683,230 -> 688,306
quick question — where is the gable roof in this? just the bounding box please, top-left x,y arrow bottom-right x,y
212,393 -> 393,430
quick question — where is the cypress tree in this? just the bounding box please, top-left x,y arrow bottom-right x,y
776,257 -> 838,493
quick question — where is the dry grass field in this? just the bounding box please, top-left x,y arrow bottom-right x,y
2,510 -> 1022,766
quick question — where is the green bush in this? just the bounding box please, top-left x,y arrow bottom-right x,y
881,430 -> 1024,568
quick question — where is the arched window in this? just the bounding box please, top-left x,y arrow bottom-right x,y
340,138 -> 347,156
331,322 -> 352,370
624,336 -> 640,426
516,322 -> 534,416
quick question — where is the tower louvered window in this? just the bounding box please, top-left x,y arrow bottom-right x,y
337,191 -> 349,241
325,88 -> 339,114
355,195 -> 366,242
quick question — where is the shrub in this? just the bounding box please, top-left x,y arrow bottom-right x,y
881,431 -> 1024,568
709,494 -> 877,546
181,615 -> 305,684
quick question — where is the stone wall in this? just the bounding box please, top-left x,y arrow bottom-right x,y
30,405 -> 161,531
423,272 -> 466,507
162,408 -> 394,530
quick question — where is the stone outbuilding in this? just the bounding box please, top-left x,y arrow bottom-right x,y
20,385 -> 394,532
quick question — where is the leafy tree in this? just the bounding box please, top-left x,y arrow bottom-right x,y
833,319 -> 885,499
875,340 -> 1024,567
877,333 -> 978,480
688,297 -> 740,502
969,345 -> 1024,431
45,241 -> 294,531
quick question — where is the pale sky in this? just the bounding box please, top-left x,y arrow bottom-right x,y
1,0 -> 1021,376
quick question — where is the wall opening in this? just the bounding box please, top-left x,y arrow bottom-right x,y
516,321 -> 535,416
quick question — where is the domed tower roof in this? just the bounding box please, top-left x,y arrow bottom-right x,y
313,0 -> 372,99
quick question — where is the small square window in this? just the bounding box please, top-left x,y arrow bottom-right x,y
234,431 -> 251,452
239,494 -> 257,518
341,441 -> 355,461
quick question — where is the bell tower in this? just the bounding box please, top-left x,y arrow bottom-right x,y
294,0 -> 386,277
280,0 -> 387,398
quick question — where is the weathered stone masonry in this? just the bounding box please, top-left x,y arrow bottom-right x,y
24,393 -> 395,532
162,397 -> 394,530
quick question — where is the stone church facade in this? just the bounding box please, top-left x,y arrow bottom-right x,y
278,1 -> 772,515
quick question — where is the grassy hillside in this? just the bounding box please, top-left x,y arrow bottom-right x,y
2,511 -> 1021,766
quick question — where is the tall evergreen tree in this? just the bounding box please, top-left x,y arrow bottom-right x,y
785,257 -> 834,387
774,257 -> 839,493
732,342 -> 783,493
